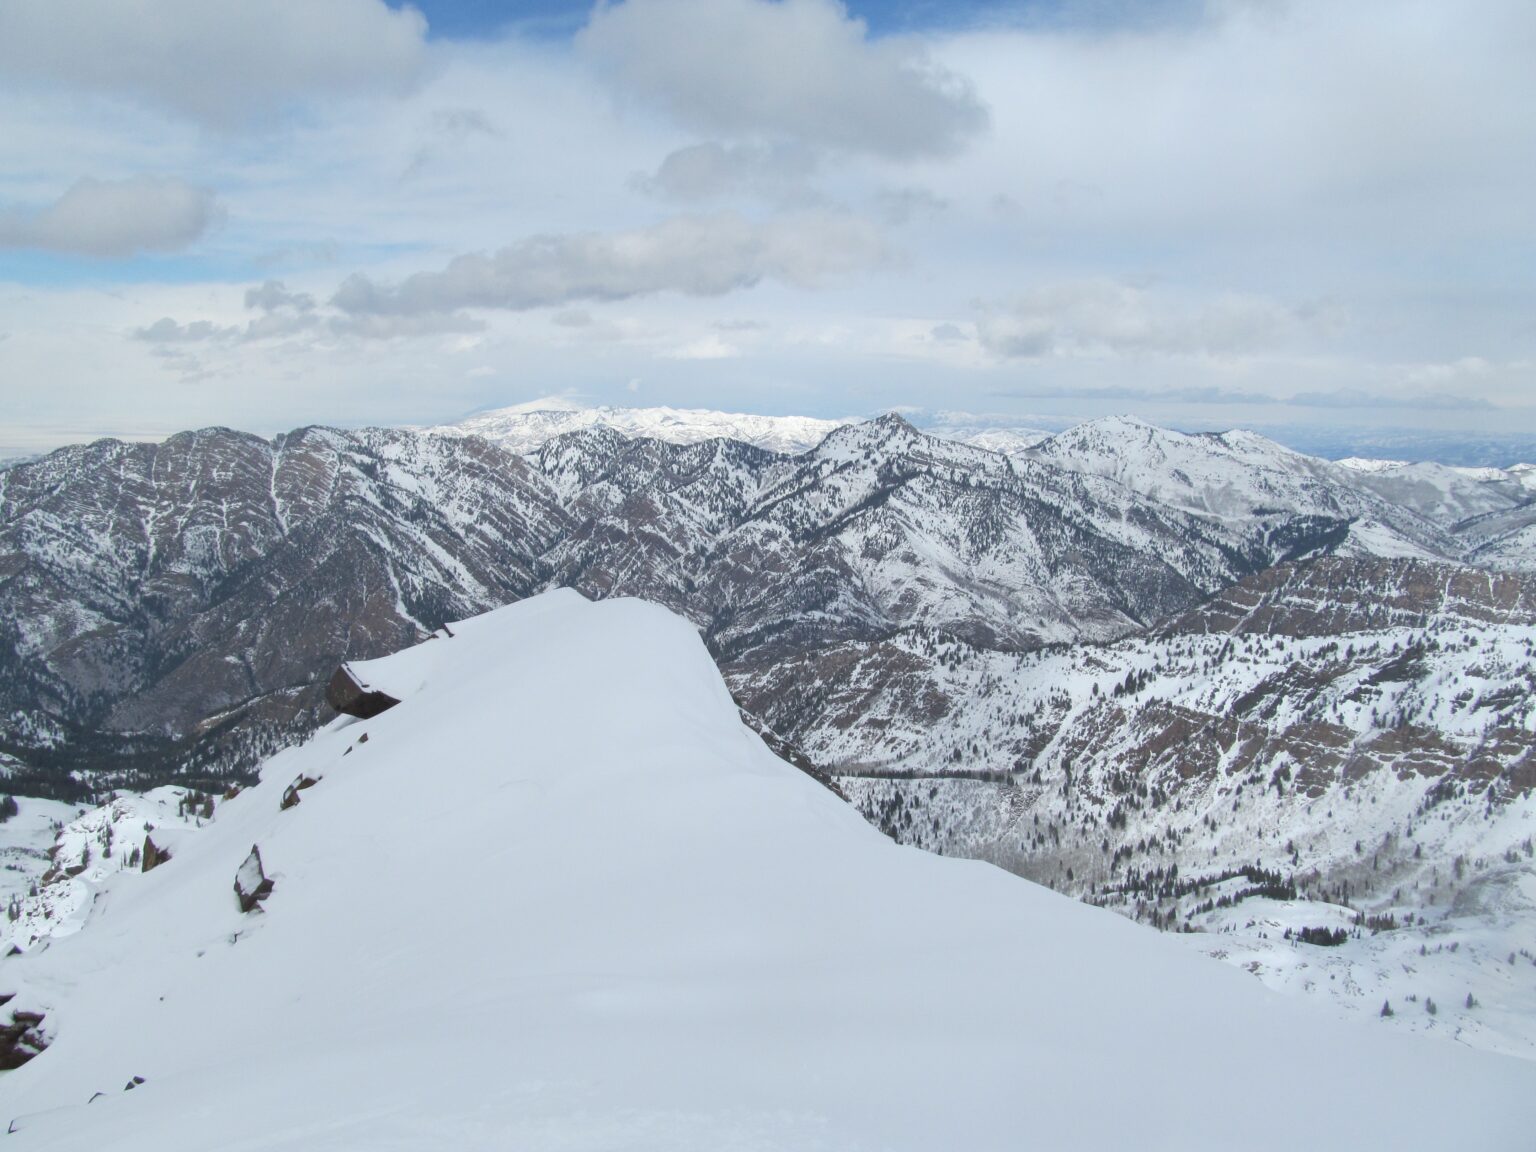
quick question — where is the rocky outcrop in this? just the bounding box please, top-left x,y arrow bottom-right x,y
325,665 -> 398,719
279,775 -> 319,811
234,845 -> 274,913
0,1005 -> 48,1070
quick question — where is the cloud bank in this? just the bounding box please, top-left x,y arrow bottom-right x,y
0,0 -> 428,125
580,0 -> 987,158
332,211 -> 887,317
0,176 -> 220,258
976,282 -> 1333,359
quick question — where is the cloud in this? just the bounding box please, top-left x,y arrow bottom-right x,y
1289,389 -> 1494,411
136,277 -> 485,345
579,0 -> 988,158
976,282 -> 1325,359
244,280 -> 315,313
331,211 -> 887,316
137,279 -> 320,344
991,382 -> 1496,413
636,141 -> 821,203
663,335 -> 740,360
995,382 -> 1280,405
135,317 -> 238,344
326,312 -> 487,339
873,186 -> 948,225
0,0 -> 428,126
0,176 -> 220,258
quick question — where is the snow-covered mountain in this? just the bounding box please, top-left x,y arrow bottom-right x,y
4,411 -> 1535,1043
765,557 -> 1536,1051
429,398 -> 1056,459
1027,416 -> 1464,554
428,397 -> 851,456
1336,456 -> 1536,525
0,414 -> 1328,790
2,591 -> 1529,1150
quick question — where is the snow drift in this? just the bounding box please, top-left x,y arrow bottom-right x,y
1,590 -> 1531,1150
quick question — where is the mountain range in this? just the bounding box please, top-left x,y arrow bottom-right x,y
3,402 -> 1535,1053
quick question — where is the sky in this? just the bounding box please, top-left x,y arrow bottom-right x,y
1,0 -> 1533,460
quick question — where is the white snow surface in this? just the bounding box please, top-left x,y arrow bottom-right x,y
2,591 -> 1532,1149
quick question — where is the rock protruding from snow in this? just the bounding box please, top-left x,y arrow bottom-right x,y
0,1006 -> 48,1070
325,664 -> 400,719
232,845 -> 273,913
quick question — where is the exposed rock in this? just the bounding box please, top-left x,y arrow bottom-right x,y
141,835 -> 169,873
234,845 -> 275,913
325,665 -> 399,720
0,1008 -> 48,1070
279,775 -> 319,811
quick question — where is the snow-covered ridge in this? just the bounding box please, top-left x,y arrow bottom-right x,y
1,590 -> 1530,1150
425,399 -> 1054,459
426,399 -> 852,456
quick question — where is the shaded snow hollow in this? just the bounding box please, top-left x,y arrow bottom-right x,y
2,591 -> 1532,1150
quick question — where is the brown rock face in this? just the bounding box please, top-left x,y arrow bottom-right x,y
141,835 -> 169,873
0,1008 -> 48,1069
325,665 -> 399,719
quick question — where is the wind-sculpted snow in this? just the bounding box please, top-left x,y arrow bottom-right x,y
0,591 -> 1530,1150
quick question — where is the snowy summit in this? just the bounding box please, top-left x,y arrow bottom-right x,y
1,590 -> 1530,1150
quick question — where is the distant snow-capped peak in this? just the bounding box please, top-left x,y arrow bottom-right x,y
427,400 -> 853,456
426,399 -> 1055,459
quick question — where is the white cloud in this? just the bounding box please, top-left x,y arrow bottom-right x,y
579,0 -> 987,158
663,334 -> 740,360
0,176 -> 220,258
244,280 -> 315,313
331,211 -> 888,316
975,282 -> 1330,360
135,317 -> 237,344
0,0 -> 428,126
636,142 -> 821,203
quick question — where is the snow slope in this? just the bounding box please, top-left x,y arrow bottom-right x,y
1,591 -> 1530,1150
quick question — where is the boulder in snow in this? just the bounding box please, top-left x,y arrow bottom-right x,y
325,664 -> 399,720
233,845 -> 274,913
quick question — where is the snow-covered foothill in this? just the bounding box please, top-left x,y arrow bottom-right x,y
0,796 -> 78,926
2,788 -> 216,954
0,590 -> 1530,1150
